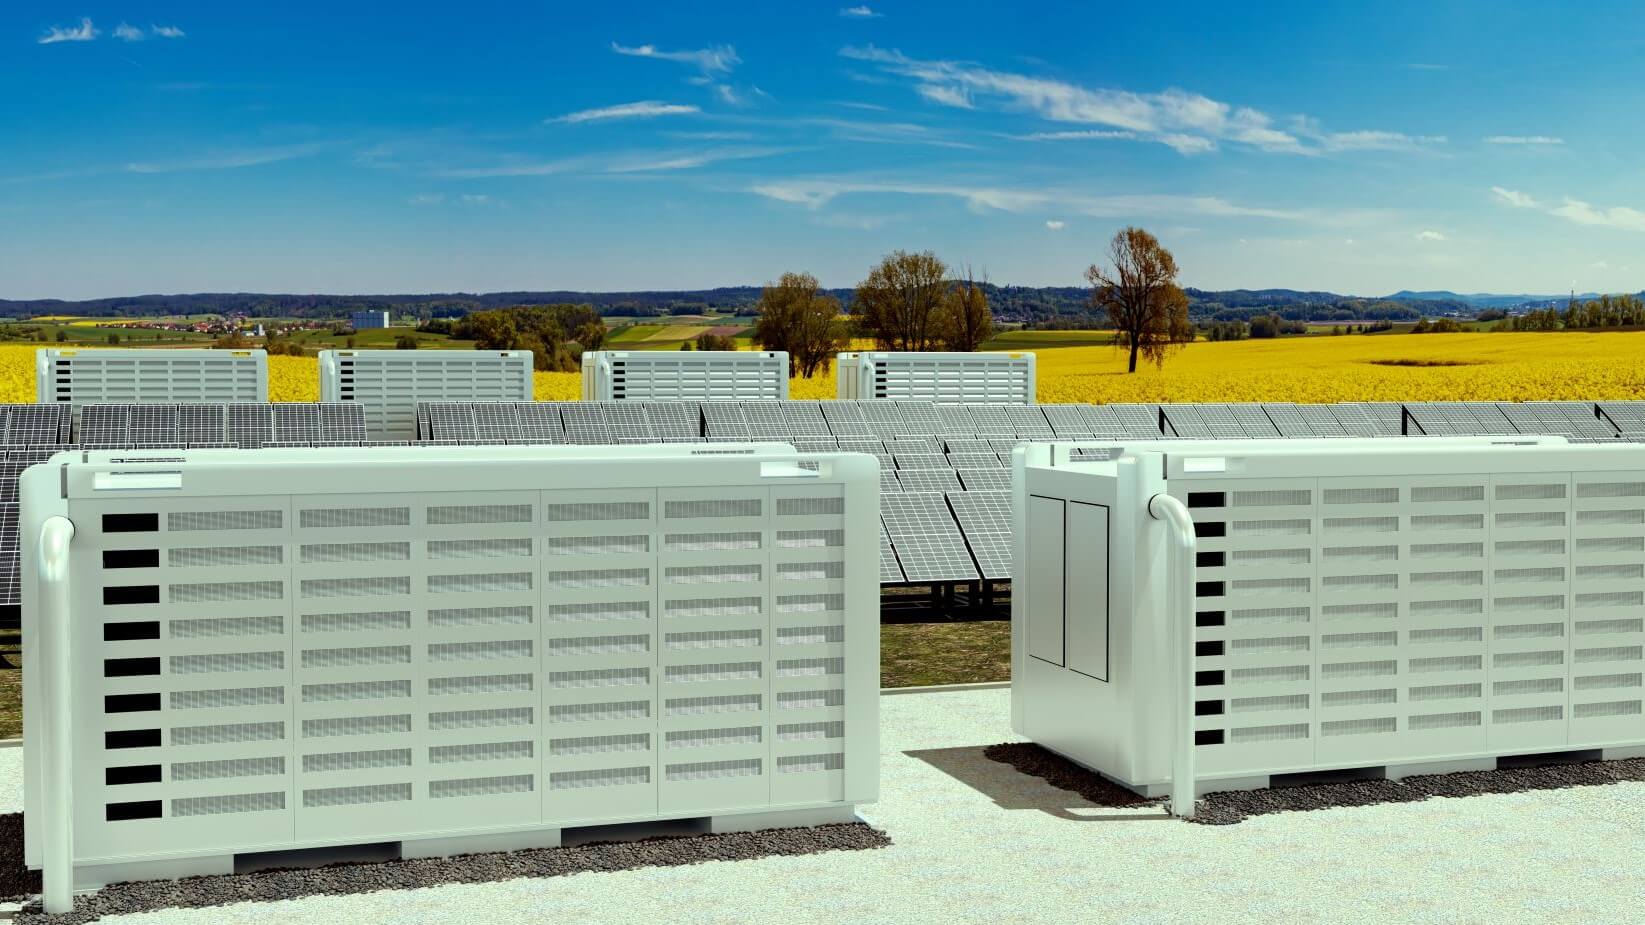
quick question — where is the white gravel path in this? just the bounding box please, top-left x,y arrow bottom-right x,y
0,746 -> 22,815
62,689 -> 1645,924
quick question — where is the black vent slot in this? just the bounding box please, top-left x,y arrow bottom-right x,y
103,586 -> 159,606
104,621 -> 160,642
1193,521 -> 1226,538
104,693 -> 161,714
102,514 -> 159,534
104,657 -> 160,678
1194,669 -> 1225,687
1196,551 -> 1225,568
105,800 -> 162,821
1196,640 -> 1226,657
1187,492 -> 1226,509
1195,581 -> 1225,598
103,549 -> 160,569
1195,700 -> 1225,716
105,729 -> 161,750
105,765 -> 162,786
1196,611 -> 1226,628
1194,729 -> 1225,746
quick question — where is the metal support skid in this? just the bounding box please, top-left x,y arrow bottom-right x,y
1012,436 -> 1645,802
22,443 -> 880,910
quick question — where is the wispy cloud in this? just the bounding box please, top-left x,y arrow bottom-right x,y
151,25 -> 185,38
665,130 -> 755,141
841,45 -> 1441,157
549,101 -> 700,124
1416,230 -> 1446,241
1484,135 -> 1563,145
840,5 -> 883,17
605,146 -> 793,173
714,84 -> 743,106
114,22 -> 145,42
435,159 -> 582,179
1014,129 -> 1137,141
798,117 -> 974,149
409,193 -> 445,206
1045,220 -> 1065,230
39,17 -> 97,44
438,146 -> 792,179
1492,185 -> 1645,232
123,143 -> 328,174
611,42 -> 739,74
747,177 -> 1307,221
833,101 -> 889,112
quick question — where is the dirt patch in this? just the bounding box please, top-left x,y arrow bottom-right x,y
983,741 -> 1645,826
1365,358 -> 1486,367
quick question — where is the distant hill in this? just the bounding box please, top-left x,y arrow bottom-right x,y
0,285 -> 1590,325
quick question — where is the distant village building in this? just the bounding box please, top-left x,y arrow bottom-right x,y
351,310 -> 390,330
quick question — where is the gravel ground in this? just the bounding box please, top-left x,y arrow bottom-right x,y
0,747 -> 23,815
18,690 -> 1645,924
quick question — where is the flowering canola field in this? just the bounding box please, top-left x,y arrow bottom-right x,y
5,332 -> 1643,404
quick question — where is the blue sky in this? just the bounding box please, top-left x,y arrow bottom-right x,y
5,1 -> 1645,300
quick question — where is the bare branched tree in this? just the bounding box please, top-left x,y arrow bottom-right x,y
1085,227 -> 1193,373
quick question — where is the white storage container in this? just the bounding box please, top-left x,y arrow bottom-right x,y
581,351 -> 789,402
22,443 -> 879,910
836,352 -> 1036,404
318,350 -> 533,441
36,349 -> 267,405
1011,437 -> 1645,809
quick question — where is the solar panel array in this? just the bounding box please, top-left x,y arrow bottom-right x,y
76,403 -> 369,448
416,398 -> 1644,587
0,405 -> 75,613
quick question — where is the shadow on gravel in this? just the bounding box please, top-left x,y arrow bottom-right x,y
905,745 -> 1168,822
3,820 -> 891,925
981,742 -> 1645,827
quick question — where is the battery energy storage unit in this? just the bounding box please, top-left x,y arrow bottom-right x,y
318,350 -> 533,441
37,350 -> 268,406
22,443 -> 879,911
836,352 -> 1036,404
1012,437 -> 1645,807
581,351 -> 790,402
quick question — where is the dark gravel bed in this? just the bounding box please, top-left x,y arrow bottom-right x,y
7,821 -> 891,925
984,742 -> 1645,826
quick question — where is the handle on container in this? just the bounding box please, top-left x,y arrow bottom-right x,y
1147,494 -> 1196,820
39,516 -> 75,914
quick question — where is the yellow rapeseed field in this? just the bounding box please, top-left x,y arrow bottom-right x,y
5,332 -> 1643,404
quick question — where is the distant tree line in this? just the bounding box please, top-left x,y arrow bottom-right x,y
1495,293 -> 1645,331
450,304 -> 607,371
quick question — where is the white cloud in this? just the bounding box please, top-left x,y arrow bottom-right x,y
437,159 -> 581,179
409,193 -> 444,206
916,84 -> 972,108
842,45 -> 1441,157
604,146 -> 791,173
1491,185 -> 1645,233
122,143 -> 326,174
1045,220 -> 1065,230
1492,186 -> 1538,208
550,101 -> 700,124
747,177 -> 1306,221
460,194 -> 491,204
1484,135 -> 1563,145
611,42 -> 739,74
714,84 -> 743,106
114,23 -> 144,41
1591,260 -> 1610,269
39,17 -> 97,44
151,24 -> 185,38
666,130 -> 755,141
1015,129 -> 1137,141
1416,230 -> 1446,241
840,5 -> 882,17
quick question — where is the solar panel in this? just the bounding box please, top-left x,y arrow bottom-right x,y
893,452 -> 949,470
272,404 -> 319,443
467,402 -> 518,443
1005,405 -> 1054,437
644,402 -> 700,440
700,402 -> 751,439
1497,402 -> 1616,439
560,403 -> 608,444
881,491 -> 978,582
1161,404 -> 1268,439
792,438 -> 839,454
966,404 -> 1017,437
936,404 -> 977,435
1598,402 -> 1645,436
955,468 -> 1012,491
227,403 -> 274,448
3,405 -> 69,446
947,452 -> 1003,469
516,403 -> 566,443
879,521 -> 905,583
947,490 -> 1013,580
599,401 -> 654,441
987,438 -> 1026,454
1042,403 -> 1096,437
318,403 -> 368,442
1262,403 -> 1350,437
1404,401 -> 1517,436
943,437 -> 994,455
1341,402 -> 1406,435
889,435 -> 943,454
897,469 -> 962,492
781,401 -> 832,436
741,401 -> 791,438
1087,404 -> 1161,438
78,405 -> 130,446
820,400 -> 874,437
880,469 -> 903,493
893,401 -> 945,435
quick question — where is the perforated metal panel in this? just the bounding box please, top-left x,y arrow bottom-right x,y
22,444 -> 877,886
37,350 -> 268,405
581,352 -> 789,402
836,352 -> 1036,404
1014,438 -> 1645,792
319,351 -> 533,442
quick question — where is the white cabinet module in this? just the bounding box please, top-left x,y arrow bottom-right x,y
318,350 -> 533,441
581,351 -> 789,401
22,443 -> 878,910
37,349 -> 268,405
1012,436 -> 1645,804
836,352 -> 1036,404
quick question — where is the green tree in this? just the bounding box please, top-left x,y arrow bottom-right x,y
695,331 -> 737,351
752,271 -> 852,377
395,335 -> 420,349
853,250 -> 949,351
1085,227 -> 1192,372
935,270 -> 995,352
